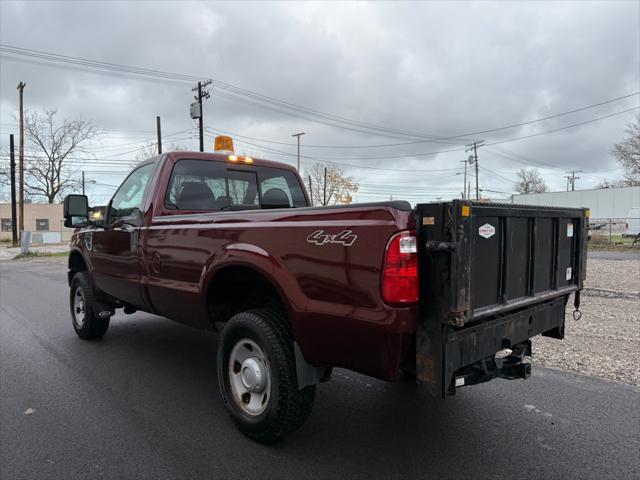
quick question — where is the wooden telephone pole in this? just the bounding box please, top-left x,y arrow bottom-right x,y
465,140 -> 484,200
192,80 -> 212,152
17,81 -> 26,235
156,116 -> 162,154
565,170 -> 582,191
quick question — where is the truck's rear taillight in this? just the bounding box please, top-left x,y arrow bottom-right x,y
382,231 -> 418,305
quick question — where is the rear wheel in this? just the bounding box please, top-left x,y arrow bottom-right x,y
217,309 -> 315,443
70,272 -> 109,339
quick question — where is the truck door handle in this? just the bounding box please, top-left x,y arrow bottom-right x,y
119,224 -> 136,232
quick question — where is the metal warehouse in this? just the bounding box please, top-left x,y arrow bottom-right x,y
511,186 -> 640,220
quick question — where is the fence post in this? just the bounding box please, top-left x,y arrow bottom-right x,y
608,218 -> 612,244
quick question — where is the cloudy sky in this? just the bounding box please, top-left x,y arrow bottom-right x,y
1,0 -> 638,204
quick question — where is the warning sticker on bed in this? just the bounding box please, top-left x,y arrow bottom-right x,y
478,223 -> 496,239
567,222 -> 574,237
566,267 -> 572,281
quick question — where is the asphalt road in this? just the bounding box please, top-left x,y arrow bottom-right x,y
1,260 -> 639,480
588,250 -> 640,261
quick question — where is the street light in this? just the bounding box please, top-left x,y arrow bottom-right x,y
292,132 -> 305,172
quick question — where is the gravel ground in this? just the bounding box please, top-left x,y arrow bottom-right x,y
534,259 -> 640,386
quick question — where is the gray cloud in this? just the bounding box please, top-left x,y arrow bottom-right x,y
1,0 -> 638,203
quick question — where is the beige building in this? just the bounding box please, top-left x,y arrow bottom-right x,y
0,202 -> 73,243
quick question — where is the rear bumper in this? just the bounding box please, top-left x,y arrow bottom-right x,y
417,294 -> 568,397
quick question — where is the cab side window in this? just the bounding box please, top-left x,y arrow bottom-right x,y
109,163 -> 154,223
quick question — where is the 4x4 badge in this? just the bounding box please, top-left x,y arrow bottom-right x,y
307,230 -> 357,246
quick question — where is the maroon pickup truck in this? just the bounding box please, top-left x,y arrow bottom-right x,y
63,147 -> 588,443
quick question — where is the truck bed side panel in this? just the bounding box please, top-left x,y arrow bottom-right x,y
140,205 -> 416,380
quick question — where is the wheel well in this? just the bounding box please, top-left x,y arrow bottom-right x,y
207,266 -> 287,327
69,251 -> 87,271
68,251 -> 87,285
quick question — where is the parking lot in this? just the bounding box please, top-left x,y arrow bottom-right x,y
534,255 -> 640,385
1,256 -> 639,479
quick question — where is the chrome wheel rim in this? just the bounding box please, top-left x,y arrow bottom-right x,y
228,339 -> 271,416
73,288 -> 86,328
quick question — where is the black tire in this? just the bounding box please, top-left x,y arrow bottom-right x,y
69,272 -> 109,339
217,309 -> 315,443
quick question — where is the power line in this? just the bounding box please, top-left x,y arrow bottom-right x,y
205,107 -> 638,163
213,90 -> 640,148
0,44 -> 463,143
211,90 -> 468,144
479,165 -> 517,185
484,107 -> 639,146
485,145 -> 559,170
3,44 -> 637,147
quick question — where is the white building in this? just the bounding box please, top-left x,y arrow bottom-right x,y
511,186 -> 640,220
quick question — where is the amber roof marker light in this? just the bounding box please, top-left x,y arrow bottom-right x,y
214,135 -> 234,154
214,135 -> 254,164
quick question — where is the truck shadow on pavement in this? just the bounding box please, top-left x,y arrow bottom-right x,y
85,313 -> 610,479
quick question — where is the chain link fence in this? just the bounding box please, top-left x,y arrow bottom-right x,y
589,218 -> 640,245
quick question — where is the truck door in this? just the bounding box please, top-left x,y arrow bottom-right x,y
92,163 -> 154,309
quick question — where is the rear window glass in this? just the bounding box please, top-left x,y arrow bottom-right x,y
165,160 -> 259,211
228,170 -> 259,207
164,159 -> 307,212
257,168 -> 307,208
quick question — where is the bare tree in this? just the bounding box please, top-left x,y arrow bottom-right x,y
130,142 -> 187,168
515,168 -> 548,194
304,162 -> 359,206
0,161 -> 10,202
594,178 -> 625,189
612,113 -> 640,185
23,108 -> 97,203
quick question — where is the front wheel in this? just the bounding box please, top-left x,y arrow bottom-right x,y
217,309 -> 315,443
70,272 -> 109,339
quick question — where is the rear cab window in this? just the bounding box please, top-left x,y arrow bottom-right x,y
258,168 -> 307,208
162,158 -> 307,213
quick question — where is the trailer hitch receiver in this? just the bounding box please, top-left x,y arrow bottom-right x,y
449,340 -> 532,394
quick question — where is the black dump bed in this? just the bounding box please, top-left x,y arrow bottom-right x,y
414,200 -> 588,397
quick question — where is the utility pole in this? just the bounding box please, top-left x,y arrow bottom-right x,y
292,132 -> 305,172
17,81 -> 25,235
192,79 -> 212,152
156,116 -> 162,154
9,134 -> 18,246
460,156 -> 472,199
565,170 -> 582,191
308,175 -> 313,205
323,167 -> 327,206
82,171 -> 85,195
465,141 -> 484,200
